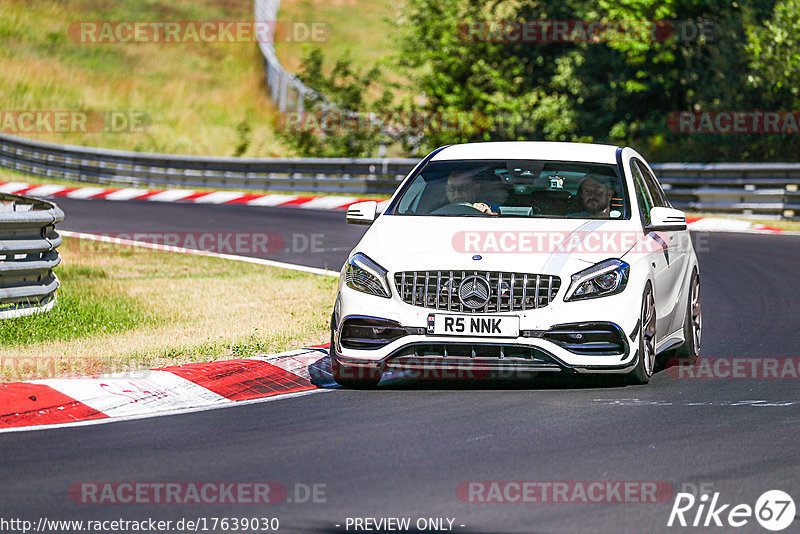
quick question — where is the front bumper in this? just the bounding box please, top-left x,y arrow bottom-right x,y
332,284 -> 642,375
332,331 -> 636,375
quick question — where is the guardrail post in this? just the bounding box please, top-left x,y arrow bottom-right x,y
785,184 -> 799,219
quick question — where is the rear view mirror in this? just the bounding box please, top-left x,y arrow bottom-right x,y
346,201 -> 378,225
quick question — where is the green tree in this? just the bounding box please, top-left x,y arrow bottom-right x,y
394,0 -> 797,161
394,0 -> 587,155
277,48 -> 392,157
746,0 -> 800,102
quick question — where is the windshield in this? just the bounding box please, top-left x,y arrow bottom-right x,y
389,159 -> 629,219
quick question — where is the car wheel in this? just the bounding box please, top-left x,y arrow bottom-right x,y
329,331 -> 382,388
673,270 -> 702,362
627,282 -> 656,385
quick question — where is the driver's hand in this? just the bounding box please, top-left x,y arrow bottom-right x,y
472,202 -> 496,215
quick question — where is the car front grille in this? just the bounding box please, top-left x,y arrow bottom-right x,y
394,270 -> 561,312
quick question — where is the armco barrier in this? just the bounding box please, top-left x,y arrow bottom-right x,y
0,193 -> 63,319
656,162 -> 800,218
254,0 -> 319,112
2,132 -> 799,218
0,133 -> 415,196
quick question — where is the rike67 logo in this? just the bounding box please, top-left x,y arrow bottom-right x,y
668,490 -> 796,531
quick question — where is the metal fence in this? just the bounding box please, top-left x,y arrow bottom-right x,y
656,163 -> 800,218
2,132 -> 800,218
0,132 -> 415,196
0,193 -> 63,319
255,0 -> 319,112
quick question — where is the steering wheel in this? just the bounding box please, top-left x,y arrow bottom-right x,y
430,202 -> 486,215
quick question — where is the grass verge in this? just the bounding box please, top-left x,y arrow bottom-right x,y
275,0 -> 397,77
0,263 -> 152,348
0,0 -> 291,156
0,236 -> 337,382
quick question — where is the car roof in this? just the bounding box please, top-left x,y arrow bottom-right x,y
430,141 -> 620,165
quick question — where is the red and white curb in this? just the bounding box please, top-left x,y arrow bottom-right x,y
685,216 -> 790,234
0,181 -> 389,212
0,345 -> 333,433
2,182 -> 793,233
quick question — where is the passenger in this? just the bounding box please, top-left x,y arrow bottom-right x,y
568,177 -> 614,218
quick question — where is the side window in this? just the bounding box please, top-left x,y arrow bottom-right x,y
397,175 -> 426,213
630,160 -> 654,225
635,160 -> 670,208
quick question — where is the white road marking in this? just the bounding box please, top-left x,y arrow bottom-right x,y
593,398 -> 800,407
59,230 -> 340,276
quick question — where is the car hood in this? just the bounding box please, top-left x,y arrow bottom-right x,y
354,215 -> 647,275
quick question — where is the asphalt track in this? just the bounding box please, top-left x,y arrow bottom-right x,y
2,198 -> 800,533
50,198 -> 369,271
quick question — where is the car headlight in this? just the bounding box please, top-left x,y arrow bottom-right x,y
564,259 -> 629,301
345,253 -> 391,298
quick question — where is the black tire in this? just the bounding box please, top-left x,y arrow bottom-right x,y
626,282 -> 657,385
329,331 -> 382,388
672,270 -> 701,363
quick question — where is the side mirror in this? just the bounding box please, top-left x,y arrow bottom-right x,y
346,201 -> 378,225
648,206 -> 687,231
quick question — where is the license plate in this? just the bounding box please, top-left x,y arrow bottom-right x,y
428,314 -> 520,338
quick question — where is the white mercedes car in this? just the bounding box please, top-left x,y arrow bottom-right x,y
330,142 -> 701,387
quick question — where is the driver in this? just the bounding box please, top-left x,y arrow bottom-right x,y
444,167 -> 496,214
